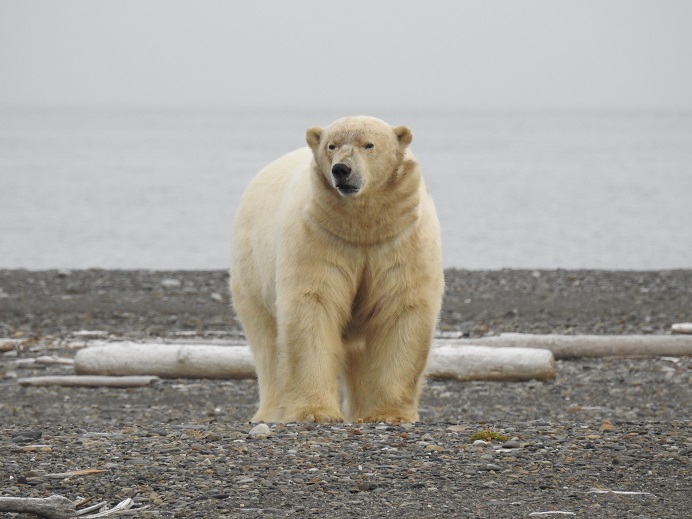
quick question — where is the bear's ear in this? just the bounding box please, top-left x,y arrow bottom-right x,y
394,125 -> 413,147
306,127 -> 322,151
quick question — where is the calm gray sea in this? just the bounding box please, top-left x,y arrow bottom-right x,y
1,109 -> 691,270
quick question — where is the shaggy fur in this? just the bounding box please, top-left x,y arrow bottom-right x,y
231,116 -> 444,423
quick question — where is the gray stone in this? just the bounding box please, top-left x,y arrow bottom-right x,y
248,423 -> 271,440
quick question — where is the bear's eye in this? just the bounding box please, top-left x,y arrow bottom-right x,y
364,143 -> 374,150
327,144 -> 336,151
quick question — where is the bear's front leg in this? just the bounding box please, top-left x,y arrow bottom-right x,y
277,289 -> 350,423
345,303 -> 437,423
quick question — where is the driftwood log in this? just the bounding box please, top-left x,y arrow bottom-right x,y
74,343 -> 256,379
0,495 -> 75,519
458,333 -> 692,359
0,495 -> 136,518
74,341 -> 556,381
71,333 -> 692,384
428,345 -> 555,381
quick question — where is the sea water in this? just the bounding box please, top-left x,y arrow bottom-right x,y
1,108 -> 690,270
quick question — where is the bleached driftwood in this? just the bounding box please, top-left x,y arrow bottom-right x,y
13,356 -> 75,367
0,495 -> 138,519
0,495 -> 75,519
78,498 -> 138,518
74,342 -> 555,381
455,333 -> 692,359
428,345 -> 555,381
17,375 -> 159,387
74,343 -> 256,379
672,323 -> 692,335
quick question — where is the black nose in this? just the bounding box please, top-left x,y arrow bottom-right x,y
331,163 -> 351,179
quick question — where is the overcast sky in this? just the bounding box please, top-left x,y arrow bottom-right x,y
1,0 -> 691,111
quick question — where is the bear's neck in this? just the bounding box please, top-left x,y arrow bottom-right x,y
308,159 -> 421,246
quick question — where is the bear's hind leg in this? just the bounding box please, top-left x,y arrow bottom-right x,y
343,340 -> 369,422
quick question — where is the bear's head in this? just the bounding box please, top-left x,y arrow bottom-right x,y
306,116 -> 413,198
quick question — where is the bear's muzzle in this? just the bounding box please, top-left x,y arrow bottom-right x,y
331,163 -> 360,196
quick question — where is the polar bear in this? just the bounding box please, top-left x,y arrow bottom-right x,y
231,116 -> 443,423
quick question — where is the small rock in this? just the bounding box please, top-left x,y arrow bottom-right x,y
126,458 -> 152,466
248,423 -> 271,440
161,278 -> 181,289
502,440 -> 522,449
672,322 -> 692,334
532,420 -> 551,427
12,430 -> 43,443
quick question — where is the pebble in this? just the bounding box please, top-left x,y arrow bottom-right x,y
11,430 -> 43,443
671,322 -> 692,334
357,482 -> 378,492
160,278 -> 181,289
248,423 -> 271,440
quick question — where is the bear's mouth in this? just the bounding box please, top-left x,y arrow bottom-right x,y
335,183 -> 359,196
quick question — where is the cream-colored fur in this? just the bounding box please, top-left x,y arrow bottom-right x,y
231,116 -> 443,423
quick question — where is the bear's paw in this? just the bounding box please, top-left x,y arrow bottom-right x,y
284,406 -> 345,424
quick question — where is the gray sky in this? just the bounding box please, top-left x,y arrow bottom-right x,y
1,0 -> 691,110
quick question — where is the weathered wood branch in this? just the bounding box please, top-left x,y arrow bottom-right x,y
13,356 -> 75,367
0,495 -> 137,518
455,333 -> 692,359
17,375 -> 159,387
0,495 -> 75,519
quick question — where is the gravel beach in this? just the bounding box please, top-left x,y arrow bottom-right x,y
1,269 -> 691,518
